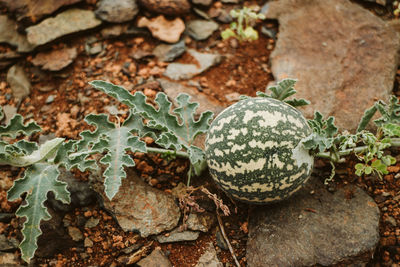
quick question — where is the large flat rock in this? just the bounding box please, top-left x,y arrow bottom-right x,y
26,9 -> 102,46
264,0 -> 400,131
246,176 -> 380,266
95,169 -> 181,238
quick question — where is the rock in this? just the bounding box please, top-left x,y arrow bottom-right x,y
384,216 -> 397,227
156,227 -> 200,243
264,0 -> 400,131
96,169 -> 180,237
246,176 -> 380,266
47,168 -> 97,212
362,0 -> 386,5
0,0 -> 82,22
1,105 -> 17,124
163,49 -> 222,80
84,217 -> 100,228
187,20 -> 219,41
192,0 -> 213,6
0,15 -> 35,52
32,47 -> 78,71
87,43 -> 103,55
7,64 -> 31,101
95,0 -> 139,23
195,242 -> 223,267
158,78 -> 225,116
153,40 -> 186,62
137,16 -> 185,43
137,247 -> 172,267
35,207 -> 75,258
138,0 -> 191,15
26,9 -> 102,46
215,228 -> 228,250
0,252 -> 20,266
84,237 -> 94,247
0,235 -> 17,252
100,24 -> 148,39
221,0 -> 239,3
186,212 -> 215,232
0,51 -> 20,70
68,226 -> 84,241
261,26 -> 277,40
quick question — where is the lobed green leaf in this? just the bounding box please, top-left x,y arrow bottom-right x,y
7,163 -> 70,262
0,114 -> 41,138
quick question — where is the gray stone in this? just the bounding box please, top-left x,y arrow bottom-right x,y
221,0 -> 238,3
45,95 -> 55,104
158,78 -> 225,116
84,217 -> 100,228
0,235 -> 17,252
163,49 -> 222,80
95,0 -> 139,23
187,20 -> 219,41
7,64 -> 31,101
67,226 -> 84,241
96,169 -> 180,237
32,47 -> 78,71
153,40 -> 186,62
192,0 -> 213,6
156,228 -> 200,243
1,105 -> 17,124
215,228 -> 228,250
47,168 -> 97,212
264,0 -> 400,131
0,51 -> 20,70
0,0 -> 82,22
187,212 -> 215,232
26,9 -> 102,46
246,176 -> 380,266
195,242 -> 223,267
0,15 -> 35,52
137,247 -> 172,267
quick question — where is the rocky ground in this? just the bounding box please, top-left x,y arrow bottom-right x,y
0,0 -> 400,266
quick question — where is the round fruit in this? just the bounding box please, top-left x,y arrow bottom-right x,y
205,97 -> 314,204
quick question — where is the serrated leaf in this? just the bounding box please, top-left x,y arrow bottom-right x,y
356,105 -> 377,132
285,98 -> 310,107
76,111 -> 147,199
0,114 -> 41,138
382,123 -> 400,137
374,96 -> 400,126
257,79 -> 310,107
0,138 -> 64,167
304,111 -> 339,153
89,81 -> 214,174
7,163 -> 70,262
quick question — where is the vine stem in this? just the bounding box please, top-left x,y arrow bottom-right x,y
216,211 -> 241,267
146,147 -> 189,158
315,138 -> 400,162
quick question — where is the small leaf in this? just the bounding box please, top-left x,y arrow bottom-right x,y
285,98 -> 310,107
7,163 -> 70,262
0,114 -> 41,138
243,26 -> 258,41
365,166 -> 372,174
382,123 -> 400,137
221,29 -> 236,40
355,163 -> 365,170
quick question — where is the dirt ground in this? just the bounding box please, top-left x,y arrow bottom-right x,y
0,1 -> 400,266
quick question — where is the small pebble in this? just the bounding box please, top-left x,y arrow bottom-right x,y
45,95 -> 55,104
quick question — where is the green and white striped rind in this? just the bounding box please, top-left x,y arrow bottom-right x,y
205,97 -> 314,204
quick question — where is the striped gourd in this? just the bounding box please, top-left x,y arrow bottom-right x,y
205,97 -> 314,204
